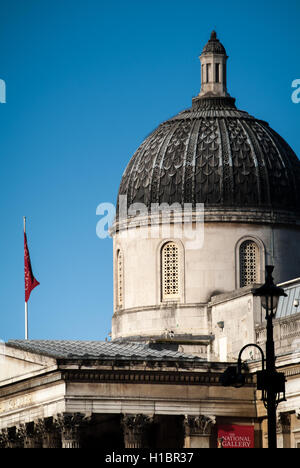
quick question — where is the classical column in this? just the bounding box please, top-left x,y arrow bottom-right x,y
121,414 -> 153,448
276,413 -> 291,449
35,418 -> 61,449
55,413 -> 88,449
184,415 -> 216,449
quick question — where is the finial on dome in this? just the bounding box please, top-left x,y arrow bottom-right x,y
202,31 -> 226,56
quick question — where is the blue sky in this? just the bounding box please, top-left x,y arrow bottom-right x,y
0,0 -> 299,342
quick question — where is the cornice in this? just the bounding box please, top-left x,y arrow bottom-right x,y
113,302 -> 208,317
111,209 -> 300,235
61,368 -> 254,387
0,371 -> 64,399
208,284 -> 261,307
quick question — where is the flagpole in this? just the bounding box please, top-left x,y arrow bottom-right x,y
24,216 -> 28,340
25,302 -> 28,340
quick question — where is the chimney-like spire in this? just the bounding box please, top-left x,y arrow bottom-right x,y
198,31 -> 230,98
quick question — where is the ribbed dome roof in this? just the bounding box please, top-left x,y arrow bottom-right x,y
117,97 -> 300,220
117,33 -> 300,225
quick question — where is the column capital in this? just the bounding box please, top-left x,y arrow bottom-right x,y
0,426 -> 21,448
16,422 -> 43,448
0,429 -> 7,448
35,417 -> 61,448
0,428 -> 15,448
184,415 -> 216,437
121,414 -> 154,448
276,413 -> 292,448
276,413 -> 291,434
55,412 -> 91,448
16,424 -> 27,447
35,417 -> 53,436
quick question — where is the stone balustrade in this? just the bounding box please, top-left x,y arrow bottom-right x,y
256,313 -> 300,357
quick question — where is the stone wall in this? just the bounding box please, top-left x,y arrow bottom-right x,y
112,219 -> 300,341
256,312 -> 300,357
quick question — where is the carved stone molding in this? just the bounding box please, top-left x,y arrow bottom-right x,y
184,415 -> 216,437
121,414 -> 153,448
62,368 -> 254,386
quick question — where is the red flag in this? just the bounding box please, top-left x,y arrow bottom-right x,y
24,232 -> 40,302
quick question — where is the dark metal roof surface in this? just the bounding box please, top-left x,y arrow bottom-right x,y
276,280 -> 300,319
117,97 -> 300,218
6,340 -> 203,361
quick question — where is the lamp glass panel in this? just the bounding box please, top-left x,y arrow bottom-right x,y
261,295 -> 279,311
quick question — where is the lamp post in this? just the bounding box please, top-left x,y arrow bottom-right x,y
220,265 -> 287,449
253,265 -> 287,449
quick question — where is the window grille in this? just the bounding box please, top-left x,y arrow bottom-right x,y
240,240 -> 259,287
162,242 -> 180,300
117,250 -> 124,308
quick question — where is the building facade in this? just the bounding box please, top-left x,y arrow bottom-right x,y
0,32 -> 300,448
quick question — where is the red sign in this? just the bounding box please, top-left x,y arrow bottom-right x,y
217,425 -> 254,448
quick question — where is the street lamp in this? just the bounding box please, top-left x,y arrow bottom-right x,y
253,265 -> 287,449
220,265 -> 287,449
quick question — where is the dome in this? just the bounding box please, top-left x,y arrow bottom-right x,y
112,33 -> 300,347
202,30 -> 227,55
118,97 -> 300,218
117,35 -> 300,225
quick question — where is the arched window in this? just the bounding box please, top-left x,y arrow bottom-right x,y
239,240 -> 260,287
117,250 -> 124,309
161,242 -> 180,300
